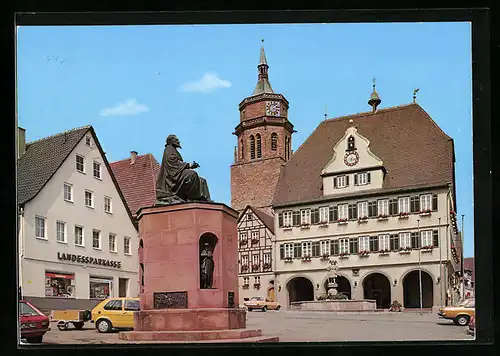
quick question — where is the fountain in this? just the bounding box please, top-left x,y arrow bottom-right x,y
290,258 -> 376,312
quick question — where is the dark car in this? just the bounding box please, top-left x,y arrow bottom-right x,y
19,300 -> 50,343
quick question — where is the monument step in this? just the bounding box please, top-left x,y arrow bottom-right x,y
118,328 -> 264,342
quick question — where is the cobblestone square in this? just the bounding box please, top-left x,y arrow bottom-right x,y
27,310 -> 473,345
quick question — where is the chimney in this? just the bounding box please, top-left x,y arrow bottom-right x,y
130,151 -> 138,164
17,127 -> 26,159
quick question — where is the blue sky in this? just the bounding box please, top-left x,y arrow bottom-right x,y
16,23 -> 473,257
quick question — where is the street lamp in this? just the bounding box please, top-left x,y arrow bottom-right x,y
417,219 -> 423,314
438,217 -> 443,308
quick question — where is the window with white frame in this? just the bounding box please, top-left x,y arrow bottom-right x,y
92,229 -> 101,249
399,232 -> 411,249
85,190 -> 94,208
251,231 -> 259,240
75,226 -> 84,246
247,214 -> 252,221
338,204 -> 349,220
241,255 -> 249,266
357,172 -> 368,185
420,194 -> 432,211
378,234 -> 390,250
284,243 -> 293,258
398,197 -> 410,214
85,135 -> 92,147
359,236 -> 370,252
124,237 -> 131,255
377,199 -> 389,216
56,221 -> 66,243
104,196 -> 112,214
93,161 -> 101,179
254,276 -> 261,285
339,239 -> 349,254
35,216 -> 46,239
76,155 -> 85,173
421,230 -> 433,247
263,253 -> 271,264
302,241 -> 312,257
300,209 -> 311,225
63,183 -> 73,202
252,254 -> 260,265
320,240 -> 330,256
319,207 -> 329,223
357,201 -> 368,218
337,175 -> 347,188
240,232 -> 248,241
283,211 -> 292,226
243,277 -> 249,285
109,233 -> 117,252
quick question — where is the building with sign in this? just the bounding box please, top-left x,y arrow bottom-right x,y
17,125 -> 139,312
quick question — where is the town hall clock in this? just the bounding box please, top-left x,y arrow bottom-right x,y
266,101 -> 281,116
344,151 -> 359,166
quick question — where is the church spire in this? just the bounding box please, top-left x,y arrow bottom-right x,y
252,39 -> 274,96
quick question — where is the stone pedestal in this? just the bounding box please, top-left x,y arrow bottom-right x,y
119,202 -> 278,343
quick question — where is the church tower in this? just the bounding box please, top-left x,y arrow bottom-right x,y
230,41 -> 295,215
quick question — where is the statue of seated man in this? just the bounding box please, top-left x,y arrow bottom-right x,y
155,134 -> 211,204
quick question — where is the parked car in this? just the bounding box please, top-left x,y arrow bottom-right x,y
19,300 -> 51,343
467,315 -> 475,336
90,297 -> 140,333
438,298 -> 475,326
244,297 -> 281,312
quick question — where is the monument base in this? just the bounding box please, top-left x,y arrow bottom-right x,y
118,328 -> 278,343
118,308 -> 280,343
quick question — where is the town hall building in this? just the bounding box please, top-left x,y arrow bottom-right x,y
231,44 -> 462,310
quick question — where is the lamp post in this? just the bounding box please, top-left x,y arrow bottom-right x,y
438,217 -> 443,307
461,215 -> 465,300
417,219 -> 423,314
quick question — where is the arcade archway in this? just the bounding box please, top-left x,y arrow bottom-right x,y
363,273 -> 391,308
323,275 -> 352,299
403,270 -> 434,308
287,277 -> 314,304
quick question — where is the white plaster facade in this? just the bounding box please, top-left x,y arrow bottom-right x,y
18,131 -> 139,310
272,126 -> 461,311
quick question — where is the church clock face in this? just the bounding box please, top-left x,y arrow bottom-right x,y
344,151 -> 359,166
266,101 -> 280,116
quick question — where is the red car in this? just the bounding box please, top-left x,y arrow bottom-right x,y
19,300 -> 50,343
467,315 -> 475,337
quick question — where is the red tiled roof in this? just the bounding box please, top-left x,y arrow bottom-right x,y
463,257 -> 475,281
110,154 -> 160,216
273,103 -> 454,206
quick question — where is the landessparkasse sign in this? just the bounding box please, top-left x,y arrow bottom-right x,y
57,252 -> 122,268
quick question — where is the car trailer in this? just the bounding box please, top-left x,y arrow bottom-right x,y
50,309 -> 91,331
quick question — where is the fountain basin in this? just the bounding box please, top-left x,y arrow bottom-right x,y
290,299 -> 377,312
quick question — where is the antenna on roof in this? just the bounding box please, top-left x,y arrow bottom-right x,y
413,88 -> 420,103
63,131 -> 67,143
324,104 -> 328,121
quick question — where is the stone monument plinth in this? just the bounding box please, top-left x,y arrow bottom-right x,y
119,202 -> 278,343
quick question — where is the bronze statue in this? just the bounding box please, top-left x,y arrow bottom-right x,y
200,242 -> 214,289
156,134 -> 211,204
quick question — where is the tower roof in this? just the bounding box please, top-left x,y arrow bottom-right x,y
252,41 -> 274,96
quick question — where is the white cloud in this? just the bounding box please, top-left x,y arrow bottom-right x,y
99,99 -> 149,117
179,72 -> 232,94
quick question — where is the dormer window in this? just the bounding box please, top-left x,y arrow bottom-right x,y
334,175 -> 348,188
355,172 -> 371,185
347,136 -> 356,151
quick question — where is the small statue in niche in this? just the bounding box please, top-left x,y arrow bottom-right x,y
200,242 -> 215,289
